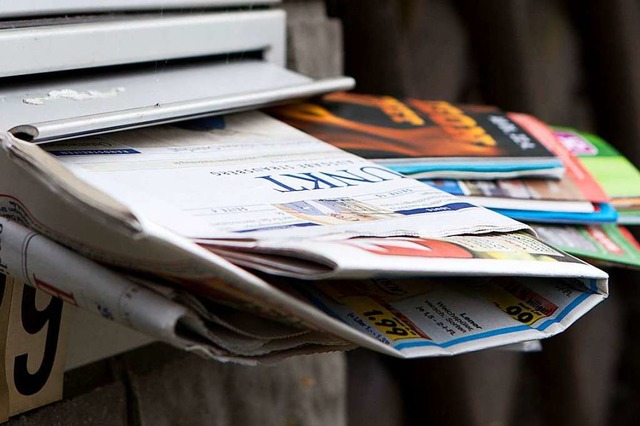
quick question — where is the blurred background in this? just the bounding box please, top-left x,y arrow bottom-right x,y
13,2 -> 638,424
316,1 -> 640,425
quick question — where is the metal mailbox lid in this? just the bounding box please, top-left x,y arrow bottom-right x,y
0,10 -> 286,78
0,0 -> 279,19
0,59 -> 355,143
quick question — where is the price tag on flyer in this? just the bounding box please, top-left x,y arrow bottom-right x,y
345,297 -> 423,342
483,278 -> 558,326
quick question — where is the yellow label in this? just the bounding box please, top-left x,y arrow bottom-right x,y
484,286 -> 547,326
344,296 -> 422,341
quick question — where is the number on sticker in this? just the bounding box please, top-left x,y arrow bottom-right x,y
13,286 -> 63,396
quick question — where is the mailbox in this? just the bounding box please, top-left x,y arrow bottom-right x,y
0,0 -> 354,142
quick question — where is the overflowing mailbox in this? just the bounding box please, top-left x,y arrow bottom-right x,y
0,1 -> 354,419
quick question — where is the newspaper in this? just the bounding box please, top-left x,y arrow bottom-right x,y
281,274 -> 605,357
0,217 -> 352,362
0,216 -> 606,359
0,111 -> 608,359
34,112 -> 529,241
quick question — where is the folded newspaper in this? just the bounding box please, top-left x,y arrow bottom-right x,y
0,111 -> 608,360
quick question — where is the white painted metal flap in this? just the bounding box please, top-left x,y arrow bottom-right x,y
0,59 -> 355,143
0,6 -> 355,143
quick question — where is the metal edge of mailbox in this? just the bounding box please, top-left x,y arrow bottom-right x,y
0,59 -> 351,138
0,9 -> 286,78
0,0 -> 280,19
11,76 -> 356,143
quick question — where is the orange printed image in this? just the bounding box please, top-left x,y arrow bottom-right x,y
270,92 -> 554,160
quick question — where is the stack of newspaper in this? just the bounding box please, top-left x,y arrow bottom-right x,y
273,93 -> 640,271
0,110 -> 609,362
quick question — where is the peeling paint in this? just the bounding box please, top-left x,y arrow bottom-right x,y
23,87 -> 126,105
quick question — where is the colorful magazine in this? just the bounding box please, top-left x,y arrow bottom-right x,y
533,224 -> 640,269
423,179 -> 616,223
554,128 -> 640,224
420,120 -> 615,224
491,203 -> 617,224
269,92 -> 564,179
